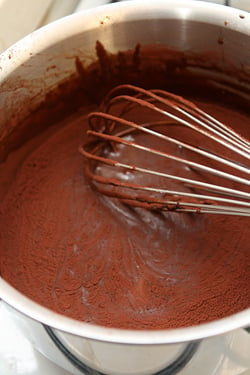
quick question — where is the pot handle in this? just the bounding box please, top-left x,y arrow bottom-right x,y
44,324 -> 200,375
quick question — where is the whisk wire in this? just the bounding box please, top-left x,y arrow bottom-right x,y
80,84 -> 250,216
88,112 -> 250,179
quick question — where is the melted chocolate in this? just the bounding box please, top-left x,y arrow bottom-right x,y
0,44 -> 249,329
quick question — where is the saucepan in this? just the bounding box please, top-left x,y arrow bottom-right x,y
0,1 -> 250,374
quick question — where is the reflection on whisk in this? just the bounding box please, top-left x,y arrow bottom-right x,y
79,84 -> 250,216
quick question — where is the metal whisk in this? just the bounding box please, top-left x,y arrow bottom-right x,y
79,84 -> 250,216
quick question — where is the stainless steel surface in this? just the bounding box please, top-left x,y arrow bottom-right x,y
80,84 -> 250,216
1,302 -> 250,375
0,1 -> 249,52
0,1 -> 249,374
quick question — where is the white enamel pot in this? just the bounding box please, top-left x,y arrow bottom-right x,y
0,1 -> 250,374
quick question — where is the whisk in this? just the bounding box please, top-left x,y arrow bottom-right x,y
79,84 -> 250,216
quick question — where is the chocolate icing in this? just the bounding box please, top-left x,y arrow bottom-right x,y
0,44 -> 249,329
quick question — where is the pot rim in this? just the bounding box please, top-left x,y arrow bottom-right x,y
1,0 -> 249,79
0,0 -> 249,345
1,277 -> 250,344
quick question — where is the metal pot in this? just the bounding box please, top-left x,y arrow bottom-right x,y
0,1 -> 249,374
